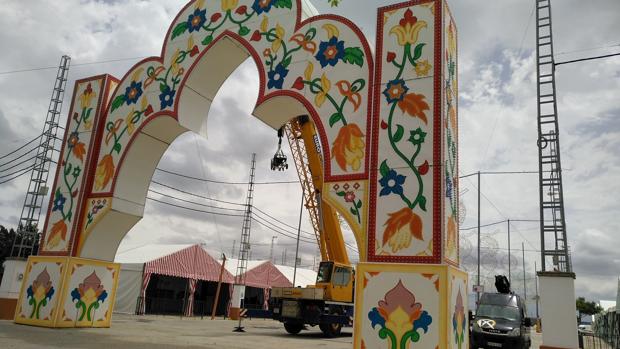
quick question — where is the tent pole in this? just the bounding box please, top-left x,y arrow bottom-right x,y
212,254 -> 227,320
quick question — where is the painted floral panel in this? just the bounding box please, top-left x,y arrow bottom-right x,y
42,79 -> 104,253
59,262 -> 118,327
359,268 -> 439,349
450,272 -> 468,349
15,259 -> 65,325
371,3 -> 438,261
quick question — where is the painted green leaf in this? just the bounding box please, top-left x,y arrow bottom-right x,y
329,113 -> 342,127
336,191 -> 346,197
379,160 -> 390,178
350,207 -> 357,216
393,124 -> 404,142
171,22 -> 188,41
413,43 -> 425,61
282,55 -> 292,68
274,0 -> 293,9
356,200 -> 362,209
64,163 -> 72,176
238,26 -> 250,37
202,35 -> 214,46
159,83 -> 167,93
113,143 -> 122,155
111,95 -> 126,112
343,47 -> 364,67
419,195 -> 427,211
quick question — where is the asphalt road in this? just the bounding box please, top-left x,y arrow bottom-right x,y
0,314 -> 543,348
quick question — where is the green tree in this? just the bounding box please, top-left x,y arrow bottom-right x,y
576,297 -> 603,324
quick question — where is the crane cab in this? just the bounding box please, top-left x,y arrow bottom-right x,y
315,261 -> 354,303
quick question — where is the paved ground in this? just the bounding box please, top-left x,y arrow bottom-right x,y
0,314 -> 543,348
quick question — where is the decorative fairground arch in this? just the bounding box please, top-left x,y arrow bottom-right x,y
14,0 -> 466,347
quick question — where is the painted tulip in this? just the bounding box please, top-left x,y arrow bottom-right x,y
382,208 -> 423,253
332,123 -> 364,172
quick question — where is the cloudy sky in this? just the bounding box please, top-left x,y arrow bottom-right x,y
0,0 -> 618,307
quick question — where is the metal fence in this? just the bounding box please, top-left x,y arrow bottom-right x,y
579,331 -> 620,349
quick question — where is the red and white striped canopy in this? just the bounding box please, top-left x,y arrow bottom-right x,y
143,245 -> 234,283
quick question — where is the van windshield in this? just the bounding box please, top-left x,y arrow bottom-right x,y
477,304 -> 520,322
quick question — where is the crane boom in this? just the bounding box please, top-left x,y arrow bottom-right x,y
284,115 -> 349,265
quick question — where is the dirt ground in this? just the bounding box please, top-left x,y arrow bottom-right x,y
0,313 -> 543,348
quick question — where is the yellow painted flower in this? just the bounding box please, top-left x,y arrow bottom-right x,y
272,23 -> 285,53
304,62 -> 314,81
94,154 -> 115,191
332,123 -> 364,172
315,73 -> 331,107
221,0 -> 238,11
79,83 -> 96,110
125,108 -> 136,136
414,59 -> 431,77
382,208 -> 423,253
390,9 -> 427,46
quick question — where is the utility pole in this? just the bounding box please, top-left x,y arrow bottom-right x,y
522,242 -> 527,301
508,219 -> 511,283
534,261 -> 540,318
11,55 -> 71,258
477,171 -> 481,303
269,236 -> 277,263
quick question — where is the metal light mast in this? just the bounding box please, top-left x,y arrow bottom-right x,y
11,55 -> 71,258
234,153 -> 256,285
535,0 -> 571,272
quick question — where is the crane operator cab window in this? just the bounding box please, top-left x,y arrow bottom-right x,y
333,267 -> 351,287
317,262 -> 334,283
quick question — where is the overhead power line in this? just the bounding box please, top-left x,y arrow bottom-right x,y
146,196 -> 245,218
0,135 -> 42,160
0,56 -> 147,76
555,52 -> 620,66
155,167 -> 299,185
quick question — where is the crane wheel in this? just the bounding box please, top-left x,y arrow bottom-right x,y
319,309 -> 342,338
284,322 -> 304,335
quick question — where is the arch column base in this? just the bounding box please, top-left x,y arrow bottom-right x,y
353,263 -> 468,349
13,255 -> 120,328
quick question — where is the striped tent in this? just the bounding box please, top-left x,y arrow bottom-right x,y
123,244 -> 234,315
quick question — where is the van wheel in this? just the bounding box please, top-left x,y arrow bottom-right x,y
284,322 -> 303,334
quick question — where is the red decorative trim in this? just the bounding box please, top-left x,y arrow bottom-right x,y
367,0 -> 443,264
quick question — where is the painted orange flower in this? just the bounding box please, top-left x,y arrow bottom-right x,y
289,33 -> 317,54
398,93 -> 429,124
46,220 -> 67,249
336,80 -> 362,112
446,215 -> 457,258
383,208 -> 423,253
332,123 -> 364,172
94,154 -> 115,191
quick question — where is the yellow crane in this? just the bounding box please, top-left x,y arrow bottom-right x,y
270,115 -> 354,337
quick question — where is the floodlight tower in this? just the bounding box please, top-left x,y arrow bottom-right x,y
535,1 -> 578,348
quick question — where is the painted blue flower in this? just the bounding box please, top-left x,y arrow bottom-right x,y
52,192 -> 66,212
368,308 -> 386,329
379,169 -> 406,196
187,8 -> 207,33
26,286 -> 34,299
124,81 -> 143,105
46,287 -> 55,300
159,85 -> 176,109
98,290 -> 108,303
413,310 -> 433,333
445,173 -> 453,199
267,63 -> 289,90
315,36 -> 345,68
71,288 -> 81,302
383,79 -> 408,103
252,0 -> 274,15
